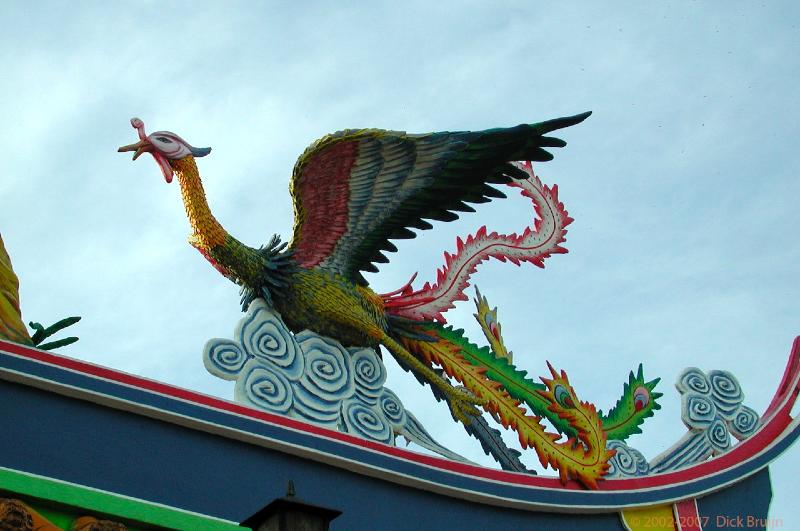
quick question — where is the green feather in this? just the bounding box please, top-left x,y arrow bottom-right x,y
417,321 -> 662,441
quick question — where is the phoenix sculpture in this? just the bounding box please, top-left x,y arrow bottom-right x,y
119,113 -> 660,488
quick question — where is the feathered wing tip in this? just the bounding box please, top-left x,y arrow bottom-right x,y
382,161 -> 572,322
289,112 -> 590,283
529,111 -> 592,136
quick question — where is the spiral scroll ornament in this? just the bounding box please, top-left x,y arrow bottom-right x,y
605,440 -> 650,478
682,394 -> 717,430
291,334 -> 354,427
237,299 -> 304,380
707,418 -> 731,453
234,361 -> 293,414
676,367 -> 711,396
203,339 -> 248,380
708,370 -> 744,420
676,366 -> 761,455
202,300 -> 463,459
341,397 -> 393,444
729,405 -> 760,440
379,388 -> 408,431
350,347 -> 387,404
645,366 -> 765,472
294,331 -> 355,400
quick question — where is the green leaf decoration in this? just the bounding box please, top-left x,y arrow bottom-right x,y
29,316 -> 81,350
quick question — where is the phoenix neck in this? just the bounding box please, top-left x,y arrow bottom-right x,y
173,157 -> 262,287
175,157 -> 227,248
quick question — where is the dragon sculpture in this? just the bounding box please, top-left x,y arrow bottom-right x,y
119,114 -> 660,488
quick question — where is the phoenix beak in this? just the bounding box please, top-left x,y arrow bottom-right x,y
117,139 -> 152,161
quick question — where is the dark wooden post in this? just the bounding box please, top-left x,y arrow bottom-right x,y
240,481 -> 341,531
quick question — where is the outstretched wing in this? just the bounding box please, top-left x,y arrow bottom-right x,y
288,112 -> 590,285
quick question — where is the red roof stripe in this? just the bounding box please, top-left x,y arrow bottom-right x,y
1,337 -> 797,494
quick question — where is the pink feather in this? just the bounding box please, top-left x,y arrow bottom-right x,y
381,162 -> 572,322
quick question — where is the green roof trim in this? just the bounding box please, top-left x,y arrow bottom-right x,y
0,466 -> 245,530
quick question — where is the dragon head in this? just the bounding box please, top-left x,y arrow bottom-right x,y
118,118 -> 211,183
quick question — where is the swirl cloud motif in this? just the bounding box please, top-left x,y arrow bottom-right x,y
350,347 -> 387,404
605,440 -> 650,478
676,367 -> 760,442
201,299 -> 464,461
677,367 -> 711,395
292,331 -> 355,426
708,370 -> 744,420
378,388 -> 408,431
730,405 -> 760,440
682,394 -> 717,430
234,360 -> 293,415
647,366 -> 762,474
203,339 -> 248,380
237,299 -> 304,381
341,397 -> 393,444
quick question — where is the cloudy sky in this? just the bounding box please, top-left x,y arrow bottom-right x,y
2,0 -> 798,525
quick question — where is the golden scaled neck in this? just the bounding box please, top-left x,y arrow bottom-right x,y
173,156 -> 228,250
171,157 -> 266,289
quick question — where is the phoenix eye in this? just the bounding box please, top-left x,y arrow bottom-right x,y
156,137 -> 173,143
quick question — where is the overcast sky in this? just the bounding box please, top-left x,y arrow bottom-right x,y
1,1 -> 798,526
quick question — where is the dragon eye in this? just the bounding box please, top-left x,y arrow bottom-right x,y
553,384 -> 574,408
156,136 -> 173,143
633,386 -> 650,411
